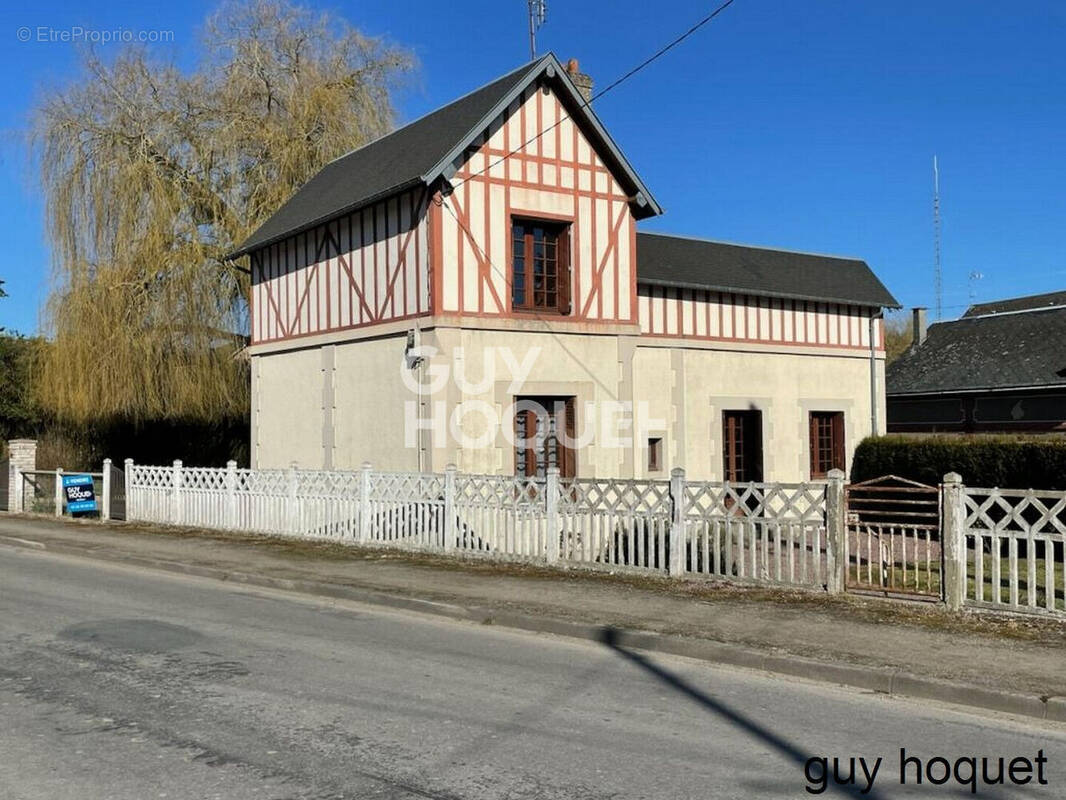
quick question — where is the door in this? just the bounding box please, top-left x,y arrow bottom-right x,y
514,396 -> 576,479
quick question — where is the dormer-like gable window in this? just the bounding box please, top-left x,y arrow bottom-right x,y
511,218 -> 571,314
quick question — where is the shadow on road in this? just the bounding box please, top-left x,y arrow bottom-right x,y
598,626 -> 889,800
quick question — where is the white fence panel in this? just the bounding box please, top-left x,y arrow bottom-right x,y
683,481 -> 829,587
963,487 -> 1066,615
453,474 -> 545,558
560,478 -> 673,573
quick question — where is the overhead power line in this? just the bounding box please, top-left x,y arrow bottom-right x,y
451,0 -> 739,192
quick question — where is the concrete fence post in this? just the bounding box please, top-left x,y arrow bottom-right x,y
358,461 -> 372,544
443,464 -> 457,552
7,439 -> 36,514
287,461 -> 299,534
226,460 -> 238,530
942,472 -> 966,611
825,469 -> 847,593
124,459 -> 134,520
101,458 -> 112,521
545,466 -> 560,565
54,468 -> 63,517
669,467 -> 686,577
171,460 -> 182,525
13,466 -> 23,513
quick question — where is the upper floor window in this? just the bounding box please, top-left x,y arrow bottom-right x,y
512,219 -> 571,314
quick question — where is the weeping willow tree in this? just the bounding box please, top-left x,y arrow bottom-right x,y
33,0 -> 413,428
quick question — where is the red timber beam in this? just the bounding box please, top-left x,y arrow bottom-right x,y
374,187 -> 429,320
579,199 -> 629,319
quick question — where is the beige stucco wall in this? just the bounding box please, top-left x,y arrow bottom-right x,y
253,347 -> 323,469
632,343 -> 885,482
332,334 -> 420,472
252,325 -> 886,482
252,332 -> 421,471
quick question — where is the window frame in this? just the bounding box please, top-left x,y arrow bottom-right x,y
510,217 -> 572,315
647,437 -> 663,473
809,411 -> 846,479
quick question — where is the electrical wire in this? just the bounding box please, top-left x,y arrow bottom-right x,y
449,0 -> 739,192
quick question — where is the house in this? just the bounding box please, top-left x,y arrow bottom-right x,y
230,54 -> 899,482
887,293 -> 1066,433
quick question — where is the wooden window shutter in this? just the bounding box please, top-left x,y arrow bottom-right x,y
809,413 -> 819,477
557,227 -> 572,315
560,397 -> 576,478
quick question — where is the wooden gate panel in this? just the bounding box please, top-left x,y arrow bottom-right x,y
845,475 -> 943,599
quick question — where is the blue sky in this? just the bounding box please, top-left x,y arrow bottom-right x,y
2,0 -> 1064,334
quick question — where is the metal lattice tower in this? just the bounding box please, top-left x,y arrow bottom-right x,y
933,155 -> 942,321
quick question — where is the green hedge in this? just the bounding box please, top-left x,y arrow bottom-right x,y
850,435 -> 1066,490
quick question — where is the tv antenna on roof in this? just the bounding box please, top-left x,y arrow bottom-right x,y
933,155 -> 943,321
968,271 -> 984,305
528,0 -> 547,60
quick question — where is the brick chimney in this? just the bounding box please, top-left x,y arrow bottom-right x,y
565,58 -> 593,103
912,307 -> 928,347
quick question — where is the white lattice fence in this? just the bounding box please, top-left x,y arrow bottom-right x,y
127,464 -> 173,523
367,472 -> 446,548
453,474 -> 545,557
963,487 -> 1066,615
683,481 -> 829,587
238,468 -> 299,535
559,479 -> 673,573
179,467 -> 230,529
125,461 -> 836,590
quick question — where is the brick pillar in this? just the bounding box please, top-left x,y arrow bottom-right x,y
7,439 -> 37,512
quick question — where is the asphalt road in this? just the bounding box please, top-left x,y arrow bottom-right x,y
1,547 -> 1064,800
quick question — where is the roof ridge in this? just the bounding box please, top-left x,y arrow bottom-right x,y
320,56 -> 548,170
637,230 -> 865,263
945,303 -> 1066,322
966,288 -> 1066,313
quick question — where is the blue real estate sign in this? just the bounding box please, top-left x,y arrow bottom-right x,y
62,474 -> 98,514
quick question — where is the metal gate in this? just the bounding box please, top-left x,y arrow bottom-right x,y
845,475 -> 943,599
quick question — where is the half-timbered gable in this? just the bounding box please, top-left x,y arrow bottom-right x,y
435,82 -> 640,323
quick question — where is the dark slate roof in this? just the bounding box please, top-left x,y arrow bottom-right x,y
232,54 -> 661,257
635,232 -> 899,308
962,290 -> 1066,318
887,305 -> 1066,395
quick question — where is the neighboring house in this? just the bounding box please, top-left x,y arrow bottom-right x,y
887,292 -> 1066,432
230,54 -> 899,482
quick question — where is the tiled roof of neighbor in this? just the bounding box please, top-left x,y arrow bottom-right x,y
962,290 -> 1066,317
634,232 -> 900,308
887,305 -> 1066,395
232,54 -> 661,257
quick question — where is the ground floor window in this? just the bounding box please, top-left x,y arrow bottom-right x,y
647,437 -> 663,473
809,411 -> 845,478
514,396 -> 576,479
722,410 -> 763,483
